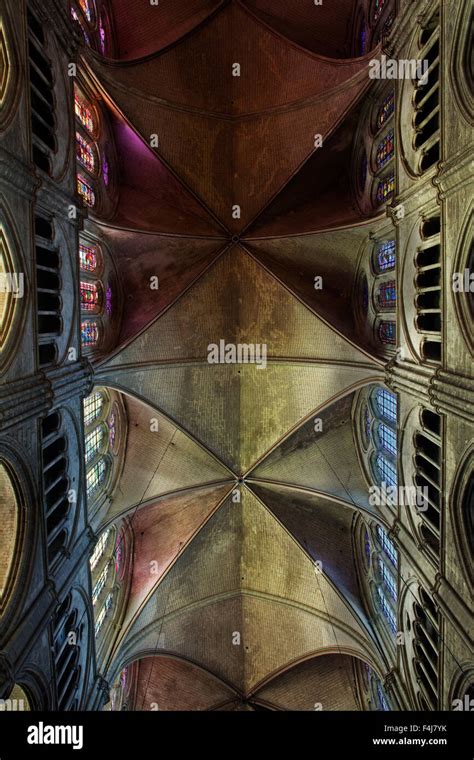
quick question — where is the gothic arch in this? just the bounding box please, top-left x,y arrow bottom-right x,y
450,0 -> 474,124
450,444 -> 474,586
0,2 -> 22,131
451,207 -> 473,353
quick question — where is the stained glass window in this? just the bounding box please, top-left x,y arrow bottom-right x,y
90,528 -> 110,572
378,320 -> 396,345
79,243 -> 98,272
376,525 -> 398,567
78,0 -> 93,23
375,129 -> 394,170
95,591 -> 112,634
376,173 -> 395,204
379,422 -> 397,456
360,25 -> 367,56
105,286 -> 112,315
102,153 -> 109,185
83,392 -> 103,427
373,0 -> 387,23
77,174 -> 95,207
71,6 -> 90,44
120,667 -> 128,691
99,16 -> 106,55
85,425 -> 104,464
377,280 -> 396,309
375,240 -> 396,272
114,533 -> 122,576
364,528 -> 371,566
107,411 -> 116,449
374,388 -> 397,423
376,586 -> 397,633
375,453 -> 397,487
379,559 -> 397,601
376,682 -> 390,711
376,92 -> 395,131
80,281 -> 100,312
81,320 -> 99,347
92,564 -> 108,605
87,458 -> 106,497
76,132 -> 96,173
74,90 -> 96,135
95,604 -> 106,634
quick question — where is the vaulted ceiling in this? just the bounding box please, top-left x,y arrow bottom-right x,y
84,0 -> 390,709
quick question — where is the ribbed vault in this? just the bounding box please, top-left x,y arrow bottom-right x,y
111,491 -> 380,696
88,0 -> 390,709
85,1 -> 374,232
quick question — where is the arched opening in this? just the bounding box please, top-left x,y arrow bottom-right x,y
0,461 -> 20,610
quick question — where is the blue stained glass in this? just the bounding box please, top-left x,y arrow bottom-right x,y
377,682 -> 390,711
81,320 -> 98,347
87,458 -> 106,497
376,173 -> 395,204
379,422 -> 397,455
376,240 -> 396,272
374,389 -> 397,423
92,564 -> 108,606
375,453 -> 397,487
85,426 -> 103,464
83,392 -> 103,427
376,129 -> 394,170
376,525 -> 398,567
376,92 -> 395,131
380,559 -> 397,601
377,586 -> 397,633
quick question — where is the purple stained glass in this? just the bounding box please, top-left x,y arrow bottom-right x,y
379,320 -> 396,345
105,285 -> 112,315
102,154 -> 109,186
99,16 -> 106,55
360,25 -> 367,55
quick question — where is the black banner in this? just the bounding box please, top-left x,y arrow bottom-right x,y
0,710 -> 472,758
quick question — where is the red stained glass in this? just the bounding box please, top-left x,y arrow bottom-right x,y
80,281 -> 100,312
74,89 -> 96,135
76,131 -> 96,172
77,173 -> 95,207
79,243 -> 98,272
